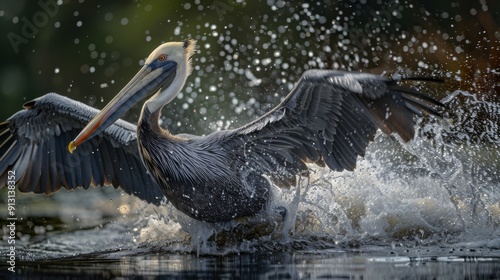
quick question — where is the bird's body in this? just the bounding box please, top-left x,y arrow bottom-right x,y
0,39 -> 444,223
138,107 -> 270,222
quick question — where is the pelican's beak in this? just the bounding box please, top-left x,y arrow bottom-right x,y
68,61 -> 176,153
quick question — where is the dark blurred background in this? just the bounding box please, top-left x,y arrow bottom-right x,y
0,0 -> 498,134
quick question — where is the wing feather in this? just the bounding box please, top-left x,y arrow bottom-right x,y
224,70 -> 443,185
0,93 -> 164,205
89,139 -> 103,187
101,139 -> 117,186
47,135 -> 58,193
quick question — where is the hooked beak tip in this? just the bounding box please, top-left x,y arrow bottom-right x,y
68,141 -> 76,154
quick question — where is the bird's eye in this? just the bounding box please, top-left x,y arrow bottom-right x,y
158,54 -> 167,62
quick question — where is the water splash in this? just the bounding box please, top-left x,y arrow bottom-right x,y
111,90 -> 498,255
3,91 -> 498,259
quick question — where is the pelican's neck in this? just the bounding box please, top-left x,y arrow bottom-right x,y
144,62 -> 189,115
138,103 -> 185,144
139,65 -> 189,139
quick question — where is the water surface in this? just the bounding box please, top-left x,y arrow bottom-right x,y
1,1 -> 499,278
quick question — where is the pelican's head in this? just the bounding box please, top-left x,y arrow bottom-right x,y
68,39 -> 196,153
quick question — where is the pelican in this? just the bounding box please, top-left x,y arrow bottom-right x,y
0,39 -> 443,222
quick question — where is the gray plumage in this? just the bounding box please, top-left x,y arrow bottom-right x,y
0,70 -> 443,222
135,70 -> 442,222
0,93 -> 164,204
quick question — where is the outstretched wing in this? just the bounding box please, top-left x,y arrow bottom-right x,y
0,93 -> 164,205
223,70 -> 443,184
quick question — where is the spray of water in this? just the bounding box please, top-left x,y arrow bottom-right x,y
118,91 -> 499,255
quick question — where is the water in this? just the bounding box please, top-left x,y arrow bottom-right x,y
4,250 -> 500,279
1,91 -> 499,277
1,0 -> 499,278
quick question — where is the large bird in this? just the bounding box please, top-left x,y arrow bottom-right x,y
0,39 -> 443,222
